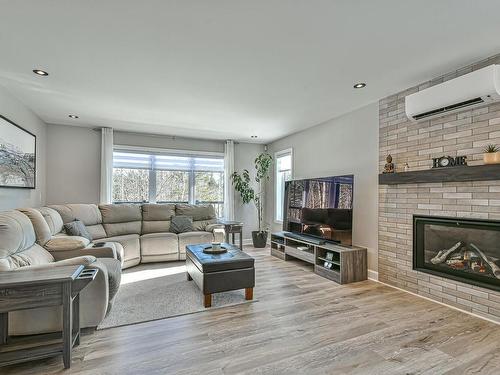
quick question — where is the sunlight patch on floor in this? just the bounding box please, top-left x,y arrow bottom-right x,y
121,265 -> 186,285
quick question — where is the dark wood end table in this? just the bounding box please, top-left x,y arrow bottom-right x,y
218,220 -> 244,249
0,265 -> 98,369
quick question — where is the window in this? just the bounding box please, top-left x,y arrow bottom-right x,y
275,149 -> 293,222
112,148 -> 225,217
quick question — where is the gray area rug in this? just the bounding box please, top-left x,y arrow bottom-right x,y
98,261 -> 254,330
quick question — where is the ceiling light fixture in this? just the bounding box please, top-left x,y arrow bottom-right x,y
251,135 -> 258,138
353,82 -> 366,89
33,69 -> 49,76
68,114 -> 79,119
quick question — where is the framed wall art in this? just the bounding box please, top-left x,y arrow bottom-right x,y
0,115 -> 36,189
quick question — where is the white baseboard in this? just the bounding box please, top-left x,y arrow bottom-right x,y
367,269 -> 378,281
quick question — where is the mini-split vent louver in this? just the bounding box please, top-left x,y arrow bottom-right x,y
405,64 -> 500,122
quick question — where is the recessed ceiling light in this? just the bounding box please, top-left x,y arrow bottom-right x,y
251,135 -> 258,138
353,82 -> 366,89
68,114 -> 79,119
33,69 -> 49,76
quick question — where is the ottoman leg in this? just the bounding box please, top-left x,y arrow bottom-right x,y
186,272 -> 192,281
245,288 -> 253,300
204,294 -> 212,308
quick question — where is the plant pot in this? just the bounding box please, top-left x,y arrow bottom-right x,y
483,152 -> 500,165
252,231 -> 268,248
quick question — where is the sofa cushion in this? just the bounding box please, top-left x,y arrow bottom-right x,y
141,204 -> 175,234
140,232 -> 179,256
45,236 -> 90,252
17,208 -> 52,246
175,204 -> 216,221
170,216 -> 194,234
38,207 -> 64,235
99,234 -> 140,269
64,220 -> 93,241
0,210 -> 37,257
192,218 -> 217,232
49,204 -> 102,225
99,204 -> 142,237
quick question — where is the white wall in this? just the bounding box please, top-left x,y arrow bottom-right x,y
46,124 -> 101,204
233,142 -> 266,240
266,103 -> 379,273
0,85 -> 47,210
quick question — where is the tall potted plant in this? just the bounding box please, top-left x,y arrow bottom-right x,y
231,152 -> 273,247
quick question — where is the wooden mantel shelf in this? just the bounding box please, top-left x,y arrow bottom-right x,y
379,164 -> 500,185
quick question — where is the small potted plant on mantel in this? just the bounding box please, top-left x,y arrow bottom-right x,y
483,144 -> 500,165
231,152 -> 273,248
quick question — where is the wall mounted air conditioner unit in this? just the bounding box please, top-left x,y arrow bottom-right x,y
405,64 -> 500,122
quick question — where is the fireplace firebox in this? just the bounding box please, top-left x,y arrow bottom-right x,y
413,215 -> 500,292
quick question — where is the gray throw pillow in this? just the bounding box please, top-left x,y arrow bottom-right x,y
170,216 -> 194,234
64,220 -> 93,241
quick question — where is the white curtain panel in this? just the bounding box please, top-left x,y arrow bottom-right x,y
224,140 -> 235,220
100,127 -> 114,204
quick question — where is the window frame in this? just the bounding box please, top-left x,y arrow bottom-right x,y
112,145 -> 225,216
274,148 -> 293,224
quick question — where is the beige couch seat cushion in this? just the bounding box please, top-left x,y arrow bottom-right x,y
140,232 -> 178,256
44,235 -> 91,252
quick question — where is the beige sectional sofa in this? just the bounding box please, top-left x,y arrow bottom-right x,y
48,203 -> 225,268
0,203 -> 224,335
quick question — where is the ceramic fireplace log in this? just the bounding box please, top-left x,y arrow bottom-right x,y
470,243 -> 500,279
430,242 -> 462,264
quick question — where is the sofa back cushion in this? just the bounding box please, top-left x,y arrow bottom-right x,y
99,204 -> 142,237
17,208 -> 52,246
0,211 -> 54,271
141,204 -> 175,234
175,204 -> 216,221
49,204 -> 107,240
38,207 -> 64,235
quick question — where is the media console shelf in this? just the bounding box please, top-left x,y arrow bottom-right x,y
270,232 -> 367,284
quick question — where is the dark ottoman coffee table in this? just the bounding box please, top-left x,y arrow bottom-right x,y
185,243 -> 255,307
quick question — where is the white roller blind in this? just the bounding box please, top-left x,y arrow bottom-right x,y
113,151 -> 224,172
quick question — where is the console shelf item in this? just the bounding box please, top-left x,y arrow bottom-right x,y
270,232 -> 367,284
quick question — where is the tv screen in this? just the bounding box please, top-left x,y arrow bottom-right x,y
283,175 -> 354,245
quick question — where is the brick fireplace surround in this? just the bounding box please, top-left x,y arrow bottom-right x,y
379,53 -> 500,323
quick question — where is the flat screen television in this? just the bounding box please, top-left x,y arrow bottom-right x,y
283,175 -> 354,245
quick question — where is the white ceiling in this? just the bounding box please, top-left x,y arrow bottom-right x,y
1,1 -> 500,143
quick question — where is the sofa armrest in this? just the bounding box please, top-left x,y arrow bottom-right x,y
50,246 -> 118,262
14,255 -> 97,271
206,223 -> 225,233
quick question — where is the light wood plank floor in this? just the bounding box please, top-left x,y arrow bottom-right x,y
4,247 -> 500,374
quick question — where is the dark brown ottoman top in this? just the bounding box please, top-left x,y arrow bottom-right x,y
186,244 -> 254,273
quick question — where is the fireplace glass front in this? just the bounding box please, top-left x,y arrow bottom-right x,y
413,215 -> 500,291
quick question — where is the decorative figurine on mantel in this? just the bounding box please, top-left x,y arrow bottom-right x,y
383,154 -> 395,174
403,162 -> 410,172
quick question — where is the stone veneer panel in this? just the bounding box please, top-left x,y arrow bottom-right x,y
378,54 -> 500,323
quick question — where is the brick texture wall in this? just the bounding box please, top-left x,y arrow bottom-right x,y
379,54 -> 500,323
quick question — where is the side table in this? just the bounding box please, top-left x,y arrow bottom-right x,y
0,265 -> 98,369
218,220 -> 244,249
